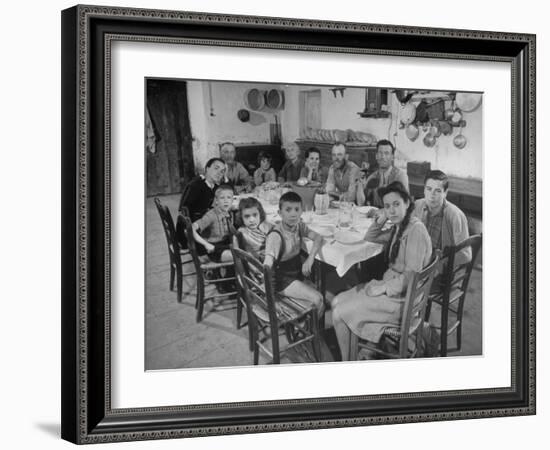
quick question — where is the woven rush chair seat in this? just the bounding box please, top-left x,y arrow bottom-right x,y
251,295 -> 315,326
200,260 -> 235,271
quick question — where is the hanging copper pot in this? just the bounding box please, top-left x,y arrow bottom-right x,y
455,92 -> 482,112
439,121 -> 453,136
405,123 -> 419,141
429,120 -> 442,137
453,132 -> 467,149
444,107 -> 455,121
401,102 -> 417,125
243,88 -> 266,111
423,132 -> 437,147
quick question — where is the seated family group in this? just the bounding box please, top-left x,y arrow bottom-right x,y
179,140 -> 471,360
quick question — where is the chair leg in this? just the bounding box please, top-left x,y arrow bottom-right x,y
349,333 -> 359,360
169,264 -> 175,291
456,320 -> 462,351
247,320 -> 254,352
424,298 -> 433,322
310,313 -> 321,362
236,298 -> 243,329
176,265 -> 183,303
253,341 -> 260,365
195,275 -> 206,322
440,301 -> 449,357
272,327 -> 281,364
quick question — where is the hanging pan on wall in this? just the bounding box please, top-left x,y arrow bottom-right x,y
265,89 -> 285,109
453,127 -> 468,149
455,92 -> 482,112
244,88 -> 266,111
237,109 -> 250,122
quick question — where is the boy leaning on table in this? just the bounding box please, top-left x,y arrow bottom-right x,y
263,191 -> 325,314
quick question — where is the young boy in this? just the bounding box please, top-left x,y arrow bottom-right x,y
277,142 -> 305,183
192,184 -> 235,262
253,151 -> 277,186
264,191 -> 324,313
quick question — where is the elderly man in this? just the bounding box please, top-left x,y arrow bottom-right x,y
178,157 -> 226,221
220,142 -> 251,192
299,147 -> 328,184
325,143 -> 360,201
413,169 -> 471,266
278,142 -> 305,183
356,139 -> 409,207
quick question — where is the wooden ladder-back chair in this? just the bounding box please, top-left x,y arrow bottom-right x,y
154,198 -> 195,302
425,234 -> 483,356
232,247 -> 322,365
350,251 -> 441,360
178,214 -> 238,322
230,234 -> 256,352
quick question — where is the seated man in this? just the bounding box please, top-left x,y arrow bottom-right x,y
325,143 -> 360,202
299,147 -> 328,184
178,157 -> 226,221
356,139 -> 409,207
220,142 -> 252,192
277,142 -> 305,183
413,170 -> 471,268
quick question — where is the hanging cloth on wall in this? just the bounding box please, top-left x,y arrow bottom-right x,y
145,105 -> 160,154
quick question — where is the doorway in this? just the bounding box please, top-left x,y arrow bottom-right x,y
146,79 -> 195,196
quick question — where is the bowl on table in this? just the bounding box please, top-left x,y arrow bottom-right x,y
333,229 -> 364,245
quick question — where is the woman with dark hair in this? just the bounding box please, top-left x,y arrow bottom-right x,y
331,181 -> 432,360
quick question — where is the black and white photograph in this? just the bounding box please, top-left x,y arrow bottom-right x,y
145,79 -> 483,369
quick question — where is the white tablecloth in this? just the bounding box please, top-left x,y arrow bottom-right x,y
233,194 -> 383,277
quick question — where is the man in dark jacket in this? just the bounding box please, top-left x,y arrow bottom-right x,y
178,157 -> 226,221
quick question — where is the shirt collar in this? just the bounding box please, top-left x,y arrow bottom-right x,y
200,175 -> 215,190
214,206 -> 230,217
334,161 -> 351,173
423,199 -> 447,217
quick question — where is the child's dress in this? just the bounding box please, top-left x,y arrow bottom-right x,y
238,222 -> 272,260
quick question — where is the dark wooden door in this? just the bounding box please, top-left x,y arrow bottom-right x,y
146,79 -> 195,196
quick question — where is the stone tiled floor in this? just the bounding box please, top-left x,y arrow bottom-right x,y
146,194 -> 482,370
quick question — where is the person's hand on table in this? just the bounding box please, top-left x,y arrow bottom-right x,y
302,257 -> 315,277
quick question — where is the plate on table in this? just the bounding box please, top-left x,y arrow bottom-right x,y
334,229 -> 364,245
355,206 -> 376,215
315,224 -> 336,237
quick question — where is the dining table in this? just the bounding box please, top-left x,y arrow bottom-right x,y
232,191 -> 384,278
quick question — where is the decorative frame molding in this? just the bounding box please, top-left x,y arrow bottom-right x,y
61,4 -> 536,444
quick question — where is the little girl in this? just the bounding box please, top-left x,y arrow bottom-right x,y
237,197 -> 272,260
